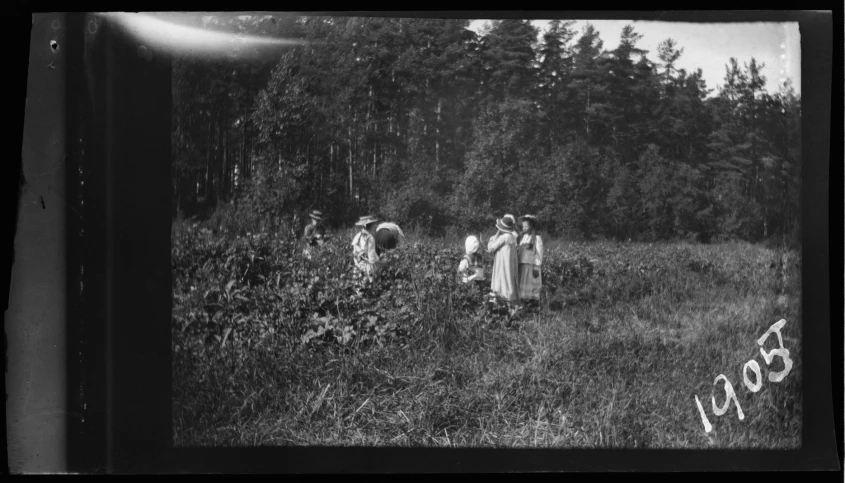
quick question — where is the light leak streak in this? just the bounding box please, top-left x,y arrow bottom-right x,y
100,13 -> 309,59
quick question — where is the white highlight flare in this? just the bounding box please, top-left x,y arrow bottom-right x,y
101,12 -> 307,58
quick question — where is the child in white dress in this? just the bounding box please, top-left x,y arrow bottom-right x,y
351,215 -> 379,283
458,235 -> 486,294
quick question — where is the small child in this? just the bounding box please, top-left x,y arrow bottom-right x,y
458,235 -> 485,291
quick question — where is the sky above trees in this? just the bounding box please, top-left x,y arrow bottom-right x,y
469,19 -> 801,97
112,13 -> 800,98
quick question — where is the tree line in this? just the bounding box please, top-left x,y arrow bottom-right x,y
172,16 -> 801,243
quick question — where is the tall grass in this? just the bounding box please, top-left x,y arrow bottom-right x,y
171,213 -> 801,448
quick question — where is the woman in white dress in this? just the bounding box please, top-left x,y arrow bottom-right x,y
351,215 -> 379,282
487,216 -> 520,315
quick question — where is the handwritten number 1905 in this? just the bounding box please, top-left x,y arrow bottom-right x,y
694,319 -> 792,433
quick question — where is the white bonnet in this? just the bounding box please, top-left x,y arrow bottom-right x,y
465,235 -> 480,255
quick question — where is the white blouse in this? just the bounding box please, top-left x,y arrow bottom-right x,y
352,230 -> 378,271
518,233 -> 543,266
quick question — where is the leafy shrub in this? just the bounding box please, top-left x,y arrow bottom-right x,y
172,222 -> 507,367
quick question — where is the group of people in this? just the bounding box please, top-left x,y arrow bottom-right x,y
458,213 -> 544,316
350,215 -> 406,281
301,210 -> 406,281
300,209 -> 543,315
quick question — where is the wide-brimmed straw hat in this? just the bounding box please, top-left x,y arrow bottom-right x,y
308,210 -> 323,221
518,214 -> 538,228
495,217 -> 517,234
355,215 -> 379,227
503,214 -> 517,226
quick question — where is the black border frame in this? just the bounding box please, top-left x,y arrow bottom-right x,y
46,8 -> 841,474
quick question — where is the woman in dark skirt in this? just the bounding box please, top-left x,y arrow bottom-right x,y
516,215 -> 543,302
373,221 -> 405,256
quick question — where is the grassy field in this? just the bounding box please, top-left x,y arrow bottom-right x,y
171,219 -> 801,448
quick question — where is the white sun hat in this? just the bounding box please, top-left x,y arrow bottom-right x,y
465,235 -> 480,255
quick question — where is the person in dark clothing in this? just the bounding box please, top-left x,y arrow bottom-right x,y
373,221 -> 405,256
302,210 -> 324,259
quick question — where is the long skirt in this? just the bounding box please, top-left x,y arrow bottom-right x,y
518,264 -> 542,300
491,243 -> 519,303
375,229 -> 398,256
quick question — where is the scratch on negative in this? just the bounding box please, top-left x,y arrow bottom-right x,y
46,189 -> 83,221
